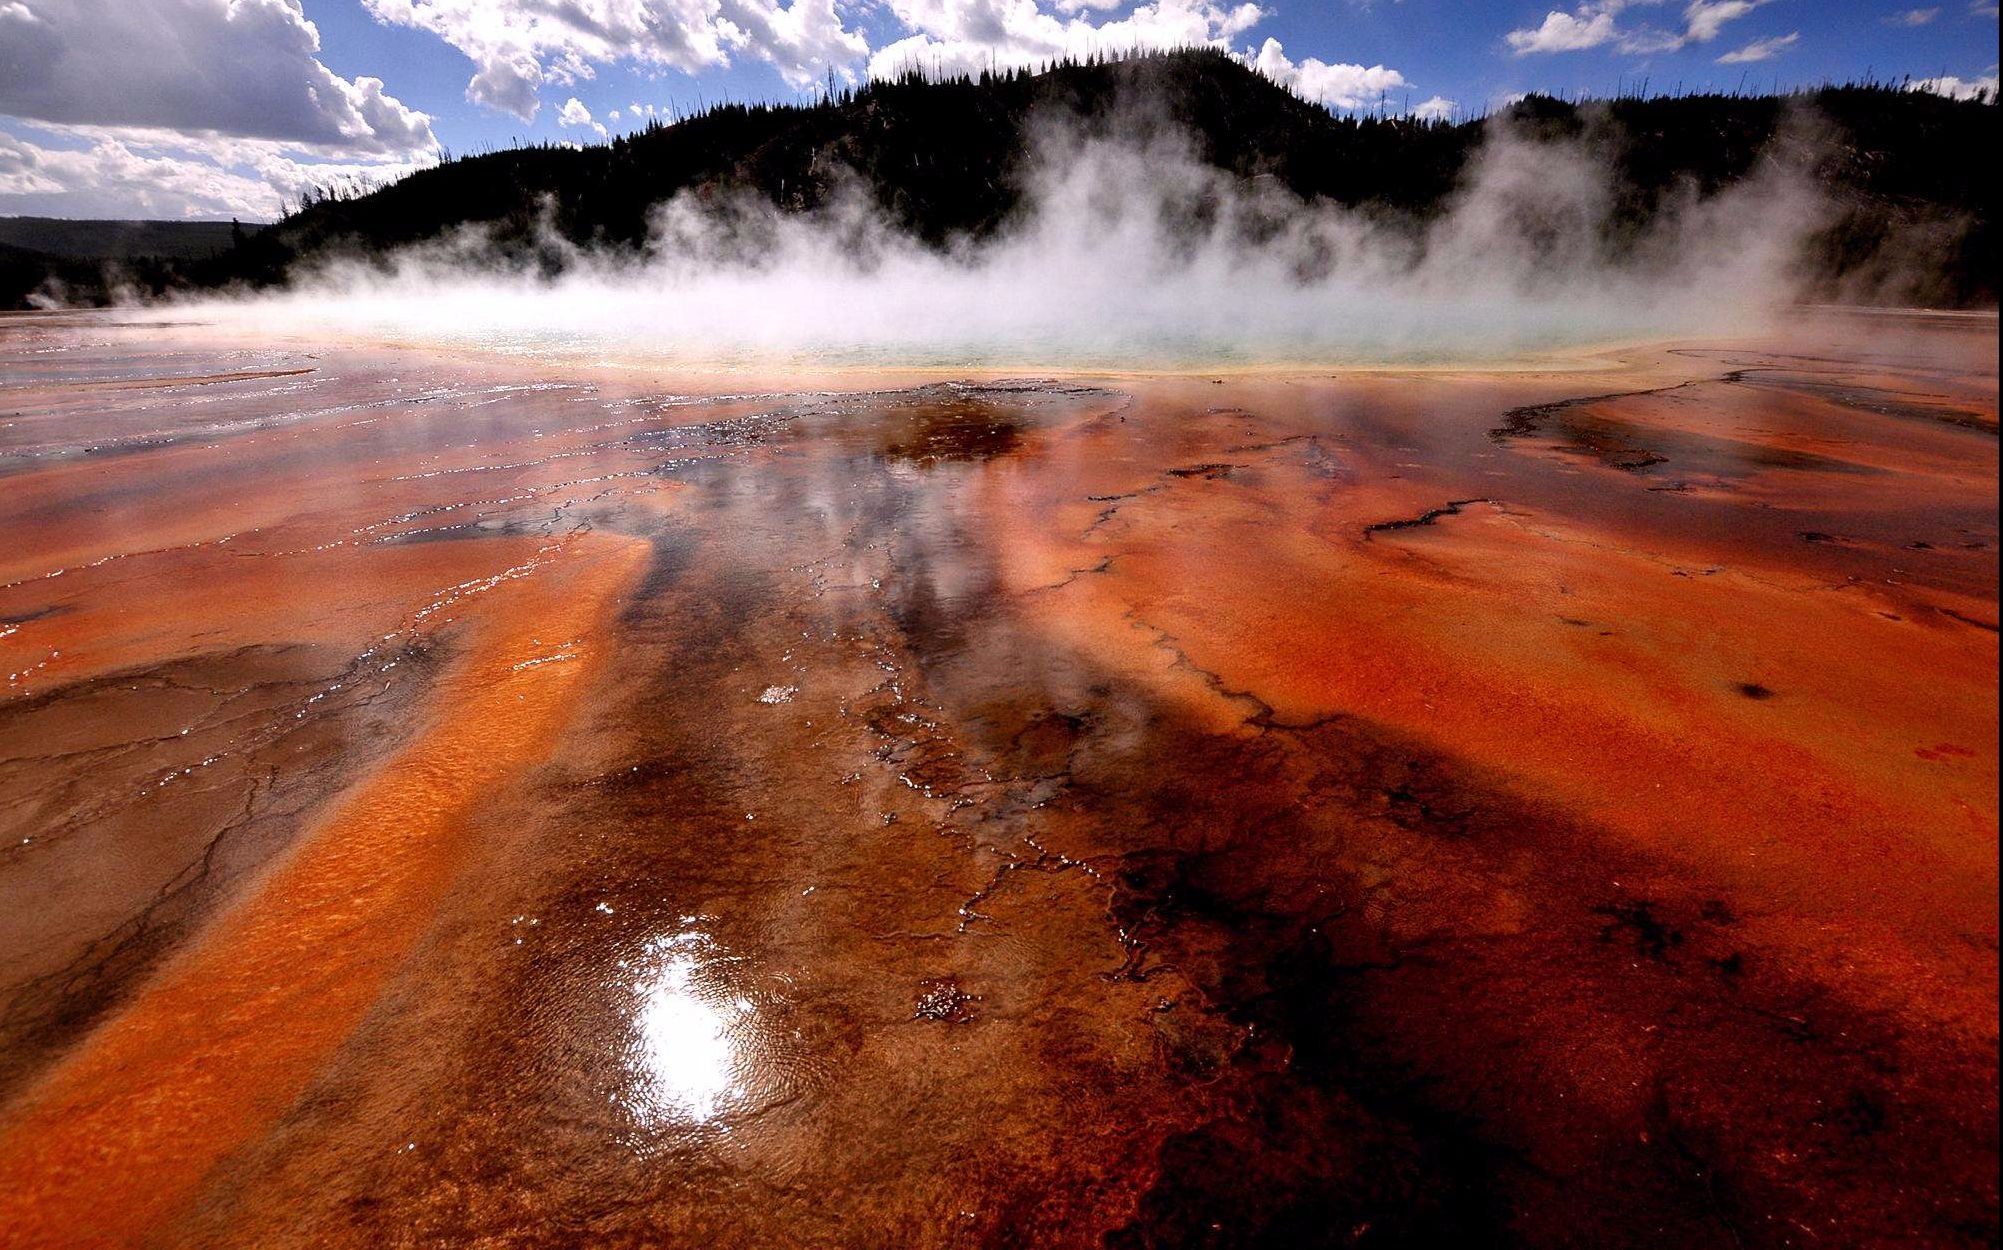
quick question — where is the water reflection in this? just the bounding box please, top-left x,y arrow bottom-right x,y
620,923 -> 749,1129
877,399 -> 1023,466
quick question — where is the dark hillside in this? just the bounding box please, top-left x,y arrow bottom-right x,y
241,51 -> 1480,266
1,218 -> 254,308
0,217 -> 246,262
7,50 -> 1995,308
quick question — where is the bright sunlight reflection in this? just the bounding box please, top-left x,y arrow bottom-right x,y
624,927 -> 747,1128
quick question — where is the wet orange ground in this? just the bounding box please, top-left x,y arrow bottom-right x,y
0,309 -> 1994,1248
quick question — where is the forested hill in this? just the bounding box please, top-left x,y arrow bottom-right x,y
8,49 -> 1997,308
0,217 -> 244,262
0,218 -> 250,311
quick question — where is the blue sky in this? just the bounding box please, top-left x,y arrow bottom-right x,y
1,0 -> 1996,219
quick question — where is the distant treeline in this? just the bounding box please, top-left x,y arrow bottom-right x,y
0,217 -> 255,309
5,49 -> 1996,309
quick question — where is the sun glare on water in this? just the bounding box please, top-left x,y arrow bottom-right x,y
622,926 -> 751,1129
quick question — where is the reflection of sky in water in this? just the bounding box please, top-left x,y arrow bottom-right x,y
160,275 -> 1765,373
621,924 -> 752,1129
176,310 -> 1686,373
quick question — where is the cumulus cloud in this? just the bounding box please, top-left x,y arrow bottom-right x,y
1506,8 -> 1619,53
1907,71 -> 1999,99
362,0 -> 869,119
558,96 -> 608,137
347,0 -> 1412,132
0,131 -> 263,218
866,0 -> 1263,81
0,125 -> 431,218
1412,94 -> 1457,120
1717,30 -> 1796,61
1249,38 -> 1407,108
0,0 -> 433,155
0,0 -> 1426,216
1507,0 -> 1771,56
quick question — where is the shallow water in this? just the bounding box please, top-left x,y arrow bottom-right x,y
0,309 -> 1996,1248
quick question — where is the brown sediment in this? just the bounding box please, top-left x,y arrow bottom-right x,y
0,310 -> 1994,1248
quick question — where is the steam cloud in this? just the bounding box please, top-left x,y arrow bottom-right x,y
168,115 -> 1828,370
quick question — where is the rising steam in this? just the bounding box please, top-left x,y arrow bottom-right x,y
166,114 -> 1828,370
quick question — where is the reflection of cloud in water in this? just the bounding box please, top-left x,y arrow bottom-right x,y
621,925 -> 751,1129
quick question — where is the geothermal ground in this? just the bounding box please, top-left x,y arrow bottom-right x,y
0,310 -> 1995,1248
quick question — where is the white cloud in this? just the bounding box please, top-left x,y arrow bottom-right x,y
346,0 -> 1404,129
557,96 -> 607,136
1506,0 -> 1770,56
1249,38 -> 1407,108
1882,7 -> 1940,24
1908,71 -> 1999,99
1717,30 -> 1796,61
361,0 -> 869,120
0,0 -> 1421,216
1680,0 -> 1764,42
0,124 -> 431,218
1506,9 -> 1618,53
1412,94 -> 1457,120
0,0 -> 433,155
867,0 -> 1264,81
1625,0 -> 1769,50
